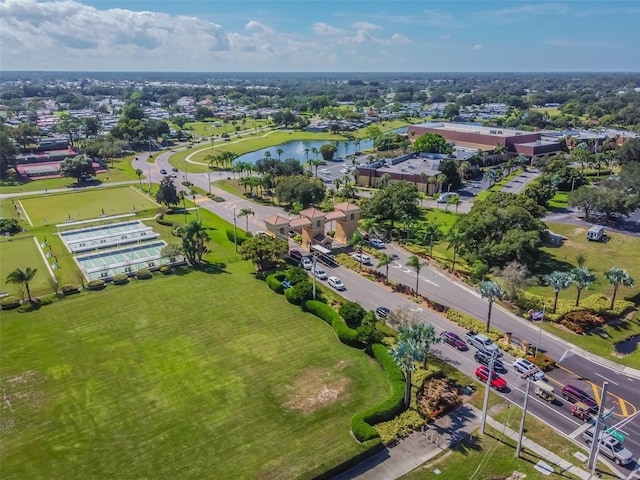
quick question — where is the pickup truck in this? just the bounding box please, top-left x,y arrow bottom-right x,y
582,426 -> 634,466
466,331 -> 501,356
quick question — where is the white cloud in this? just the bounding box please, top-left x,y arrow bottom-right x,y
351,21 -> 382,31
473,44 -> 482,50
386,33 -> 411,45
544,38 -> 616,48
312,22 -> 345,36
491,3 -> 569,16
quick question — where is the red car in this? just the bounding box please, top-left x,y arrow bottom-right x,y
475,366 -> 507,390
440,331 -> 469,351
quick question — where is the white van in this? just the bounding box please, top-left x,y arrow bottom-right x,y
586,225 -> 605,242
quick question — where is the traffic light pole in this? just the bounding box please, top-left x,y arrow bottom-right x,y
516,376 -> 532,457
587,381 -> 609,477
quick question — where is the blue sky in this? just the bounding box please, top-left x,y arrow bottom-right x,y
1,0 -> 638,72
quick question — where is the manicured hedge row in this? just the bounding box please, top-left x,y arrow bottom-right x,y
136,268 -> 152,279
225,229 -> 248,246
304,439 -> 384,480
112,274 -> 129,285
61,284 -> 81,295
87,279 -> 106,290
265,273 -> 286,294
156,216 -> 174,227
350,343 -> 405,442
304,300 -> 362,348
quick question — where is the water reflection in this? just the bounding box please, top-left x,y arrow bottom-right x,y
234,126 -> 408,164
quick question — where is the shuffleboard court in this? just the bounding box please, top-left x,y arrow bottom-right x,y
19,187 -> 158,226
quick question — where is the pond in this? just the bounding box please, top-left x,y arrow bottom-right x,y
235,126 -> 408,164
615,334 -> 640,355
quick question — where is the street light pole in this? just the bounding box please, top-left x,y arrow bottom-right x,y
516,376 -> 532,457
208,166 -> 211,195
480,351 -> 497,434
587,381 -> 609,477
147,165 -> 151,192
184,156 -> 188,184
312,250 -> 317,300
534,306 -> 546,358
233,207 -> 238,253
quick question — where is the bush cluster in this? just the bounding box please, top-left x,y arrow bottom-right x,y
285,281 -> 312,305
518,292 -> 634,322
226,228 -> 248,246
135,268 -> 152,279
374,410 -> 425,445
159,266 -> 172,275
0,296 -> 21,310
561,310 -> 606,334
156,216 -> 174,227
265,272 -> 286,294
61,284 -> 81,295
350,343 -> 405,442
112,274 -> 129,285
87,279 -> 106,291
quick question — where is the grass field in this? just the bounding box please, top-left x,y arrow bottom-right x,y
0,237 -> 52,296
18,186 -> 159,226
0,263 -> 389,479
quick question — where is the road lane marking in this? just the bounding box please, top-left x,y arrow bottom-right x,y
595,372 -> 618,385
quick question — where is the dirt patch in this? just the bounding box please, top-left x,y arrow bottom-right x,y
0,370 -> 48,419
282,366 -> 351,414
572,227 -> 587,236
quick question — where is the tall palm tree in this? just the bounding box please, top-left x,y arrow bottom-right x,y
389,338 -> 423,408
399,323 -> 442,369
6,267 -> 38,303
311,160 -> 323,177
360,217 -> 378,242
477,280 -> 504,332
377,253 -> 393,284
570,267 -> 596,306
180,220 -> 210,264
135,168 -> 143,190
276,148 -> 283,160
604,267 -> 635,310
543,271 -> 573,313
349,230 -> 366,271
458,160 -> 470,182
304,148 -> 310,163
445,227 -> 465,273
311,147 -> 319,161
406,255 -> 427,297
380,173 -> 391,188
436,174 -> 446,193
238,208 -> 254,231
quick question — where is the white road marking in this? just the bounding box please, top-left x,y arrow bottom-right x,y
595,372 -> 618,385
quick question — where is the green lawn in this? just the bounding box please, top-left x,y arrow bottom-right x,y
18,186 -> 159,226
0,263 -> 389,479
0,236 -> 52,296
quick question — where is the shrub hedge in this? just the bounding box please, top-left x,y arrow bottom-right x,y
350,343 -> 405,442
225,228 -> 248,246
136,268 -> 152,279
518,291 -> 635,322
156,216 -> 174,227
266,273 -> 286,294
112,274 -> 129,285
160,266 -> 172,275
0,296 -> 21,310
87,279 -> 106,290
304,300 -> 362,348
62,284 -> 81,295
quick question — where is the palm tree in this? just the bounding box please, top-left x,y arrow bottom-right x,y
483,168 -> 500,188
304,148 -> 310,163
446,227 -> 465,273
421,220 -> 442,257
264,151 -> 272,161
380,173 -> 391,188
180,220 -> 210,264
135,168 -> 143,190
6,267 -> 38,303
477,280 -> 504,332
543,271 -> 573,313
389,338 -> 423,408
349,230 -> 366,271
570,267 -> 596,306
458,161 -> 470,182
276,148 -> 283,160
238,208 -> 254,231
406,255 -> 427,297
311,147 -> 319,161
360,217 -> 378,241
311,160 -> 323,177
436,173 -> 446,193
377,253 -> 393,284
399,323 -> 442,369
604,267 -> 635,310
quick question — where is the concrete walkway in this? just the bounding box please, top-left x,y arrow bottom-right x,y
334,404 -> 593,480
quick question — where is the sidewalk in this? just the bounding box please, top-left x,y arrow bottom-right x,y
334,404 -> 593,480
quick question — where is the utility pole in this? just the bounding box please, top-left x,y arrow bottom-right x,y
587,381 -> 609,476
184,156 -> 188,184
208,166 -> 211,195
312,249 -> 317,300
148,164 -> 152,192
516,373 -> 535,457
233,207 -> 238,253
480,351 -> 498,434
533,306 -> 546,358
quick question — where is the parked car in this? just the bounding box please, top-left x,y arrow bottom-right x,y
160,169 -> 167,174
300,257 -> 313,270
328,276 -> 345,290
313,267 -> 327,280
466,332 -> 502,356
474,349 -> 505,372
352,253 -> 371,264
288,249 -> 303,260
582,426 -> 634,466
440,331 -> 469,351
375,306 -> 390,318
562,385 -> 598,413
437,192 -> 455,203
320,168 -> 330,174
475,366 -> 507,390
369,238 -> 385,249
172,167 -> 179,172
512,358 -> 545,381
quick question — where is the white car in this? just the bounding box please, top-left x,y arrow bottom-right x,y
328,276 -> 345,290
352,253 -> 371,264
512,357 -> 545,380
313,267 -> 327,280
320,168 -> 330,174
300,257 -> 313,270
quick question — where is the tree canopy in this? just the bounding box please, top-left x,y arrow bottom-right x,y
155,176 -> 179,208
59,155 -> 95,181
274,175 -> 325,207
412,133 -> 453,154
239,234 -> 287,271
361,180 -> 420,230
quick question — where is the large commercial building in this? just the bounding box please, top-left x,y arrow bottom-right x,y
407,122 -> 562,158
